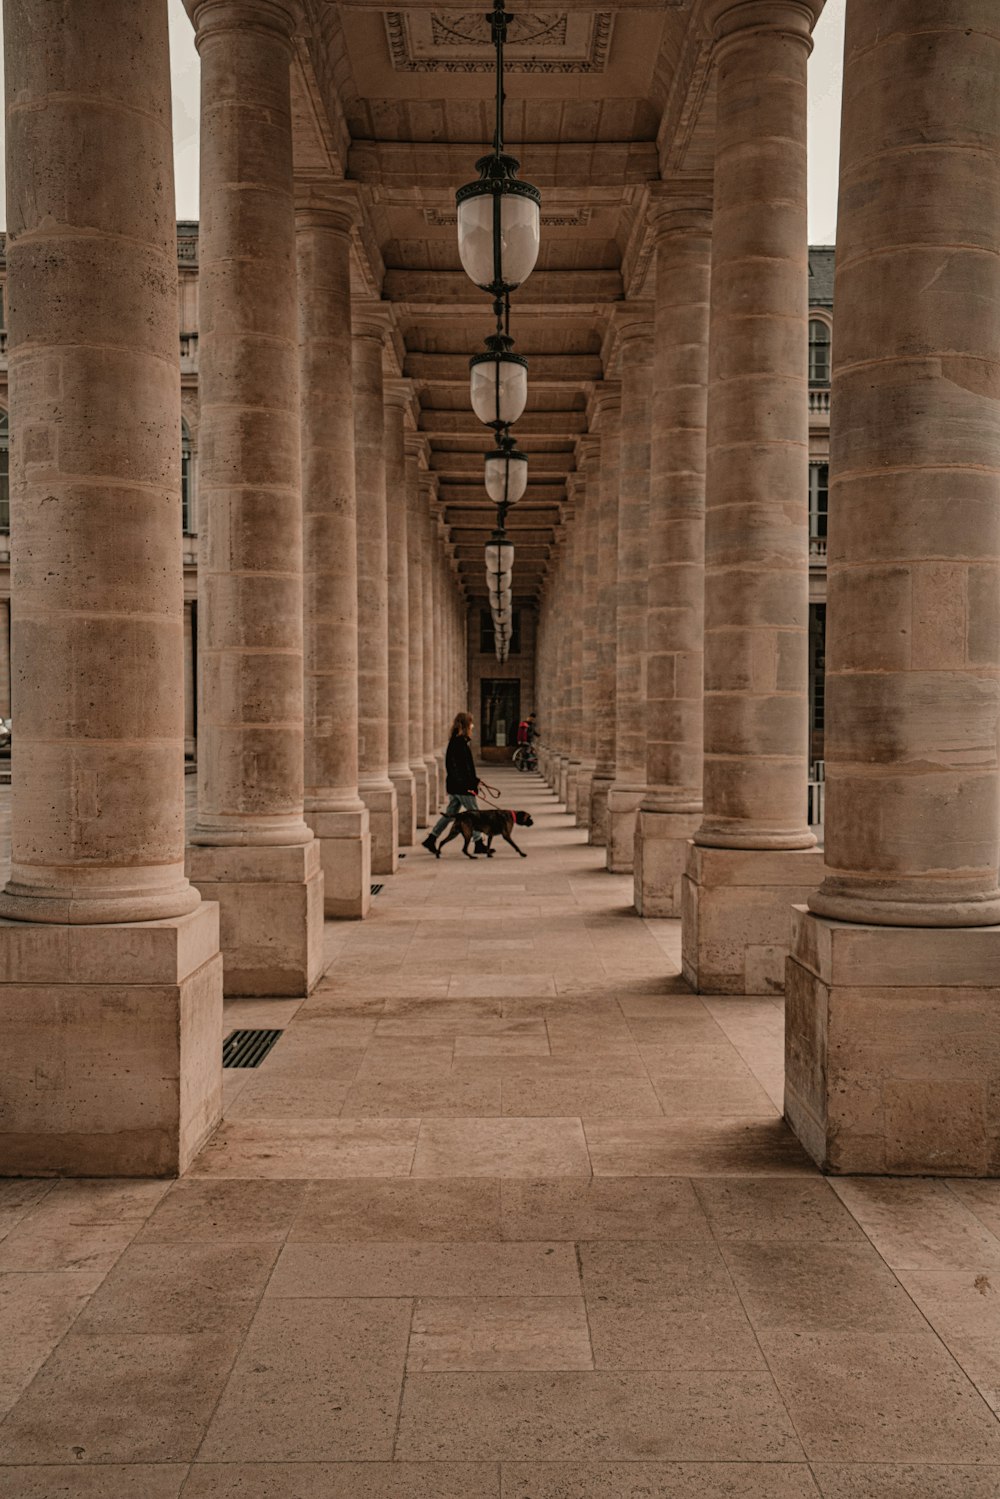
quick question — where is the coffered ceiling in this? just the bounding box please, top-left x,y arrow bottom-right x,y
298,0 -> 710,600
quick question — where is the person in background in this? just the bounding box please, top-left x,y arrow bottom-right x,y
422,712 -> 488,857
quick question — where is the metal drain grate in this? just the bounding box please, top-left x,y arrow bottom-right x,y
222,1029 -> 283,1069
370,882 -> 384,895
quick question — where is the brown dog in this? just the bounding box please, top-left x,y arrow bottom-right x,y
437,807 -> 534,859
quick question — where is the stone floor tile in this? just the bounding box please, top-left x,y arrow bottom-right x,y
459,1051 -> 649,1080
412,1118 -> 591,1178
579,1239 -> 733,1303
221,998 -> 304,1030
500,1072 -> 663,1118
289,1178 -> 502,1242
356,1042 -> 458,1078
189,1119 -> 420,1179
267,1241 -> 581,1297
0,1333 -> 242,1464
761,1330 -> 1000,1462
0,1467 -> 189,1498
651,1076 -> 778,1117
136,1180 -> 305,1244
722,1243 -> 928,1334
342,1074 -> 503,1116
946,1180 -> 1000,1239
500,1178 -> 713,1242
250,1044 -> 366,1084
381,996 -> 505,1018
199,1298 -> 411,1462
586,1298 -> 765,1371
408,1295 -> 593,1371
896,1267 -> 1000,1411
0,1179 -> 172,1273
692,1179 -> 866,1242
376,1017 -> 548,1041
830,1180 -> 1000,1270
0,1270 -> 103,1417
585,1118 -> 817,1177
455,1035 -> 553,1058
499,1461 -> 821,1497
395,1370 -> 803,1461
0,1180 -> 55,1242
449,974 -> 557,997
224,1077 -> 350,1119
180,1463 -> 501,1498
639,1042 -> 757,1081
810,1465 -> 1000,1498
74,1241 -> 279,1336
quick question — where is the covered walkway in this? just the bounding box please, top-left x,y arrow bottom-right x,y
2,769 -> 1000,1492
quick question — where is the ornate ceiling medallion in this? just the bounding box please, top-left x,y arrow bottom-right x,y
384,10 -> 614,73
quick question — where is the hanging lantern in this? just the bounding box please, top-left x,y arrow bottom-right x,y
485,532 -> 515,582
485,439 -> 528,507
470,334 -> 528,430
455,2 -> 541,296
457,156 -> 541,296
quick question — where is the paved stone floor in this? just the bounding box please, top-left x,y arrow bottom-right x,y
1,769 -> 1000,1495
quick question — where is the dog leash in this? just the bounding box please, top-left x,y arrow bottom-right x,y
477,778 -> 501,800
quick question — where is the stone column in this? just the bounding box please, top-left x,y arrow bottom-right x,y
420,473 -> 441,808
433,524 -> 447,791
607,316 -> 653,873
561,493 -> 583,809
353,305 -> 398,875
296,187 -> 371,919
635,186 -> 712,917
681,0 -> 823,995
0,596 -> 12,719
786,0 -> 1000,1175
384,382 -> 417,846
187,0 -> 323,999
574,436 -> 601,826
0,0 -> 222,1174
406,440 -> 430,826
183,601 -> 196,761
589,387 -> 620,843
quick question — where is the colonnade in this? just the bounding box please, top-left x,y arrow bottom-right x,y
539,0 -> 1000,1174
0,0 -> 466,1176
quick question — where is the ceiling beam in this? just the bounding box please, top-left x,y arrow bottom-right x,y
351,141 -> 658,191
386,269 -> 622,305
419,410 -> 588,438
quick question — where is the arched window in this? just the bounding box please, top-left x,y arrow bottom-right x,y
0,413 -> 8,533
181,419 -> 193,535
809,319 -> 831,386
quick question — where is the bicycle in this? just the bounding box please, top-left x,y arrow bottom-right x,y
512,744 -> 537,773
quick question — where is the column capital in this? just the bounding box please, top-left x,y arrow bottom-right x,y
648,178 -> 714,238
188,0 -> 301,50
612,303 -> 655,342
703,0 -> 823,53
405,432 -> 430,466
294,179 -> 358,236
384,377 -> 417,417
418,470 -> 439,505
588,381 -> 621,430
352,300 -> 395,344
576,433 -> 601,471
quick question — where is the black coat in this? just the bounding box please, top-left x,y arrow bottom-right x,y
445,734 -> 478,795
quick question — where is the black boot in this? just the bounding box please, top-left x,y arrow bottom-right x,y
422,834 -> 439,858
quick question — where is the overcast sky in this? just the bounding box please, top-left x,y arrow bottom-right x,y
0,0 -> 846,241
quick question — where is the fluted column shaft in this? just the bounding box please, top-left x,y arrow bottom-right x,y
0,0 -> 223,1173
786,0 -> 1000,1176
575,436 -> 601,825
634,192 -> 712,915
420,475 -> 440,806
353,307 -> 398,874
607,321 -> 653,873
695,0 -> 817,853
296,191 -> 370,918
187,0 -> 323,997
384,384 -> 416,846
588,391 -> 620,844
406,442 -> 429,826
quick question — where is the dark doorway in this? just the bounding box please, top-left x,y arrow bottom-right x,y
481,678 -> 521,753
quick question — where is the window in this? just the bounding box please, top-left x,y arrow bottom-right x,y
0,413 -> 8,532
480,607 -> 521,655
809,462 -> 828,556
181,420 -> 194,534
809,319 -> 831,385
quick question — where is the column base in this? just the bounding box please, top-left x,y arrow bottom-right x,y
574,766 -> 595,828
187,840 -> 324,997
786,909 -> 1000,1176
588,774 -> 612,847
360,782 -> 399,876
308,807 -> 371,920
564,759 -> 582,815
556,755 -> 569,805
682,844 -> 824,995
0,903 -> 223,1176
411,760 -> 430,828
634,808 -> 702,917
606,785 -> 645,873
390,765 -> 417,848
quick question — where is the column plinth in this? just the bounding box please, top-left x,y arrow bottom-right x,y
353,306 -> 398,874
683,0 -> 821,985
296,189 -> 370,919
0,0 -> 222,1172
786,2 -> 1000,1173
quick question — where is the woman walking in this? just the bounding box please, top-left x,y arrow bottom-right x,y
422,712 -> 488,857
